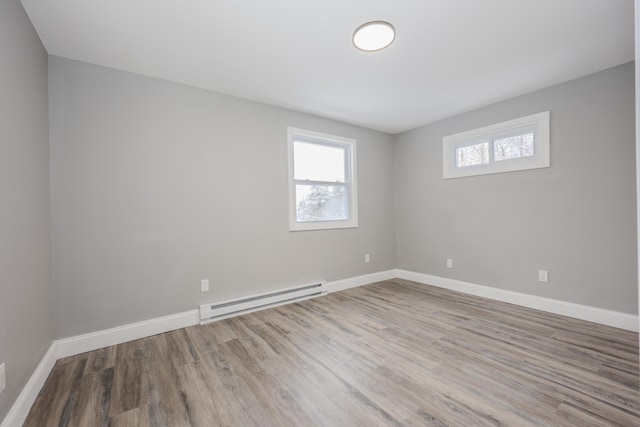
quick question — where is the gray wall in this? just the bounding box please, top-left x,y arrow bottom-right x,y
0,0 -> 53,421
49,57 -> 396,338
395,62 -> 637,314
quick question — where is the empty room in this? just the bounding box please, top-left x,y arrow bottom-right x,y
1,0 -> 639,426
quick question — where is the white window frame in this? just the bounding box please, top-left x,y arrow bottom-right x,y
287,127 -> 358,231
442,111 -> 550,179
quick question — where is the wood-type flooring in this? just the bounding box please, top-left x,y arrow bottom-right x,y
23,279 -> 640,426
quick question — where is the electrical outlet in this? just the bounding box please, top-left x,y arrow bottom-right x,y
538,270 -> 549,283
365,253 -> 370,263
0,363 -> 5,395
446,258 -> 453,269
200,279 -> 210,293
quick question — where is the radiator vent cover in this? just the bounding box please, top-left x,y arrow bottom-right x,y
199,281 -> 328,324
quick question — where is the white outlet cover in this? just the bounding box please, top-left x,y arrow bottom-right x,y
446,259 -> 453,268
0,363 -> 5,394
200,279 -> 210,292
538,270 -> 549,283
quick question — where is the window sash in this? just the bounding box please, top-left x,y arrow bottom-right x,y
293,139 -> 348,183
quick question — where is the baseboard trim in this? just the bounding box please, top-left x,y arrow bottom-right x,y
395,269 -> 639,332
55,309 -> 200,359
54,269 -> 397,359
328,269 -> 396,293
0,344 -> 57,427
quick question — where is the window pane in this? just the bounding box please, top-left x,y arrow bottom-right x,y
294,141 -> 345,182
295,184 -> 348,222
456,142 -> 489,168
493,133 -> 534,161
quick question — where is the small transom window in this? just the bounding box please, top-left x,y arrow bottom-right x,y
443,111 -> 550,179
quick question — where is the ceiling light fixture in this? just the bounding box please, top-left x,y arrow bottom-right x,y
353,21 -> 395,52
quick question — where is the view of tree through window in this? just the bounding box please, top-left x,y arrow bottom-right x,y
494,133 -> 534,161
456,142 -> 489,167
293,140 -> 348,223
296,185 -> 347,221
455,133 -> 535,168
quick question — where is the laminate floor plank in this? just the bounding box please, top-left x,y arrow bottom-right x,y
84,346 -> 117,375
108,406 -> 150,427
173,361 -> 234,427
256,350 -> 360,426
598,364 -> 640,389
109,338 -> 150,416
142,345 -> 192,427
23,357 -> 86,427
66,367 -> 113,427
24,280 -> 640,426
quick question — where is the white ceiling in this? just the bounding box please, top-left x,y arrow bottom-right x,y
21,0 -> 634,134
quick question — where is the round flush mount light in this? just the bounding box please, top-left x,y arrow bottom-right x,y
353,21 -> 396,52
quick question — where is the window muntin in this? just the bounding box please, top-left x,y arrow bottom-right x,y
288,128 -> 357,231
443,111 -> 550,179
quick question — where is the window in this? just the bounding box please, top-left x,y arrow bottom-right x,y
287,127 -> 358,231
443,111 -> 550,179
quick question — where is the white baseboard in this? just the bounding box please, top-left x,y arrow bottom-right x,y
328,269 -> 396,293
55,309 -> 200,359
0,344 -> 57,427
395,269 -> 639,332
54,270 -> 397,360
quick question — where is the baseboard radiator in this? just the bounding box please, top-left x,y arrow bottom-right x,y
199,281 -> 328,324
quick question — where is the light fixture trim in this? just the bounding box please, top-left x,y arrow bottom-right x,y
353,21 -> 396,52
